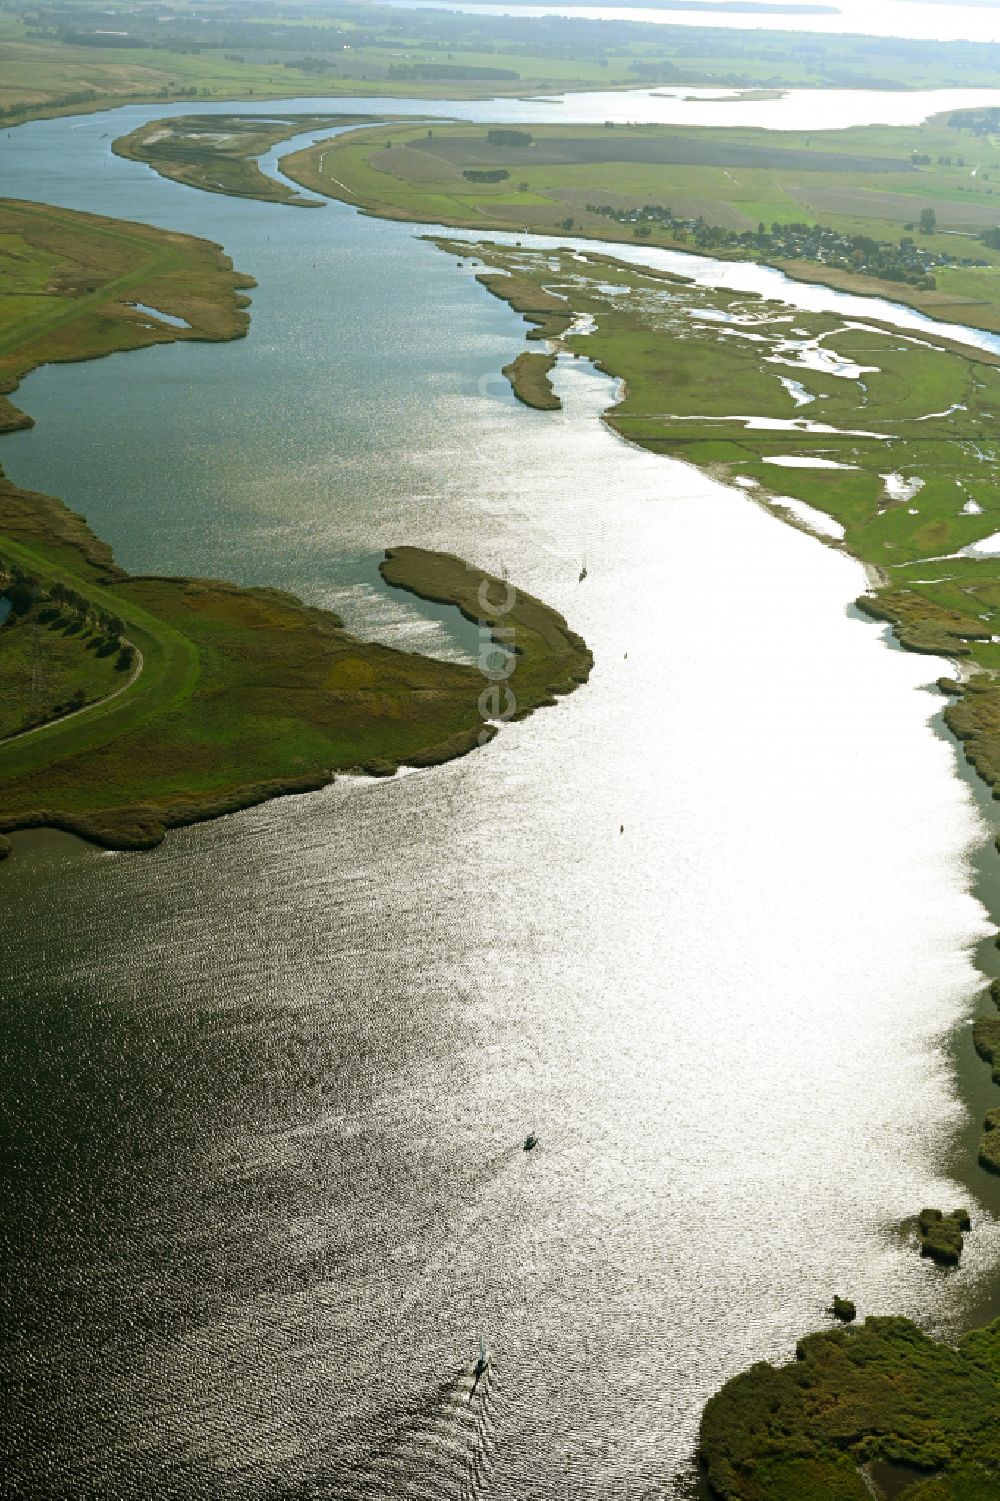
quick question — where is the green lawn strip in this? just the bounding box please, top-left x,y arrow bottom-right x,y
0,604 -> 132,738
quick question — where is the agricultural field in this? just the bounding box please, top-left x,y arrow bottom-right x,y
283,115 -> 1000,329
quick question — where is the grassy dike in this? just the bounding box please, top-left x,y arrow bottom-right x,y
0,200 -> 592,858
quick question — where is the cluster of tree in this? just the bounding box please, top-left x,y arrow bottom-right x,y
57,29 -> 146,47
486,129 -> 533,148
47,579 -> 125,643
949,107 -> 1000,135
285,58 -> 331,74
463,168 -> 509,183
1,564 -> 129,654
0,86 -> 98,119
583,203 -> 949,285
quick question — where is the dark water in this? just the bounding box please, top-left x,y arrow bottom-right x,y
1,95 -> 999,1499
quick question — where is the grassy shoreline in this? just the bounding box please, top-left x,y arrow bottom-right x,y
0,487 -> 591,856
280,115 -> 1000,336
0,197 -> 254,433
0,194 -> 592,858
112,113 -> 371,206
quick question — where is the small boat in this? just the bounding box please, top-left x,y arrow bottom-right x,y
523,1132 -> 539,1151
578,560 -> 588,582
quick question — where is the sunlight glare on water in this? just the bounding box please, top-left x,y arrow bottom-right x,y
1,87 -> 999,1500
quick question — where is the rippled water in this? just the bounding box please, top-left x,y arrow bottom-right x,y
3,95 -> 1000,1498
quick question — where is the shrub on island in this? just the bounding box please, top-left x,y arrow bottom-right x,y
918,1208 -> 971,1265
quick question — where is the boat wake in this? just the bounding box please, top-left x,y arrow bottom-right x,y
320,1355 -> 498,1501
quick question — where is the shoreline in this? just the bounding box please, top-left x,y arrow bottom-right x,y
428,232 -> 1000,1493
6,94 -> 1000,1498
0,201 -> 592,860
279,120 -> 1000,342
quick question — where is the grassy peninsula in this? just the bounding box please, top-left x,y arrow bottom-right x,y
0,196 -> 591,857
283,116 -> 1000,332
113,113 -> 368,206
0,477 -> 591,857
502,350 -> 562,410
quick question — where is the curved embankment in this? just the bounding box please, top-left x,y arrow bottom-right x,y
0,484 -> 591,859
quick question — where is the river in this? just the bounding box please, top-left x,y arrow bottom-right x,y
2,89 -> 999,1499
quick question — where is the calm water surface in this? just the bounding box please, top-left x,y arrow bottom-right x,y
2,94 -> 1000,1499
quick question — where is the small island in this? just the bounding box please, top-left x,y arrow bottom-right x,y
502,350 -> 561,410
917,1207 -> 972,1266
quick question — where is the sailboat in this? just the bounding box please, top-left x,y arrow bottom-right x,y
469,1335 -> 490,1401
578,556 -> 588,582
